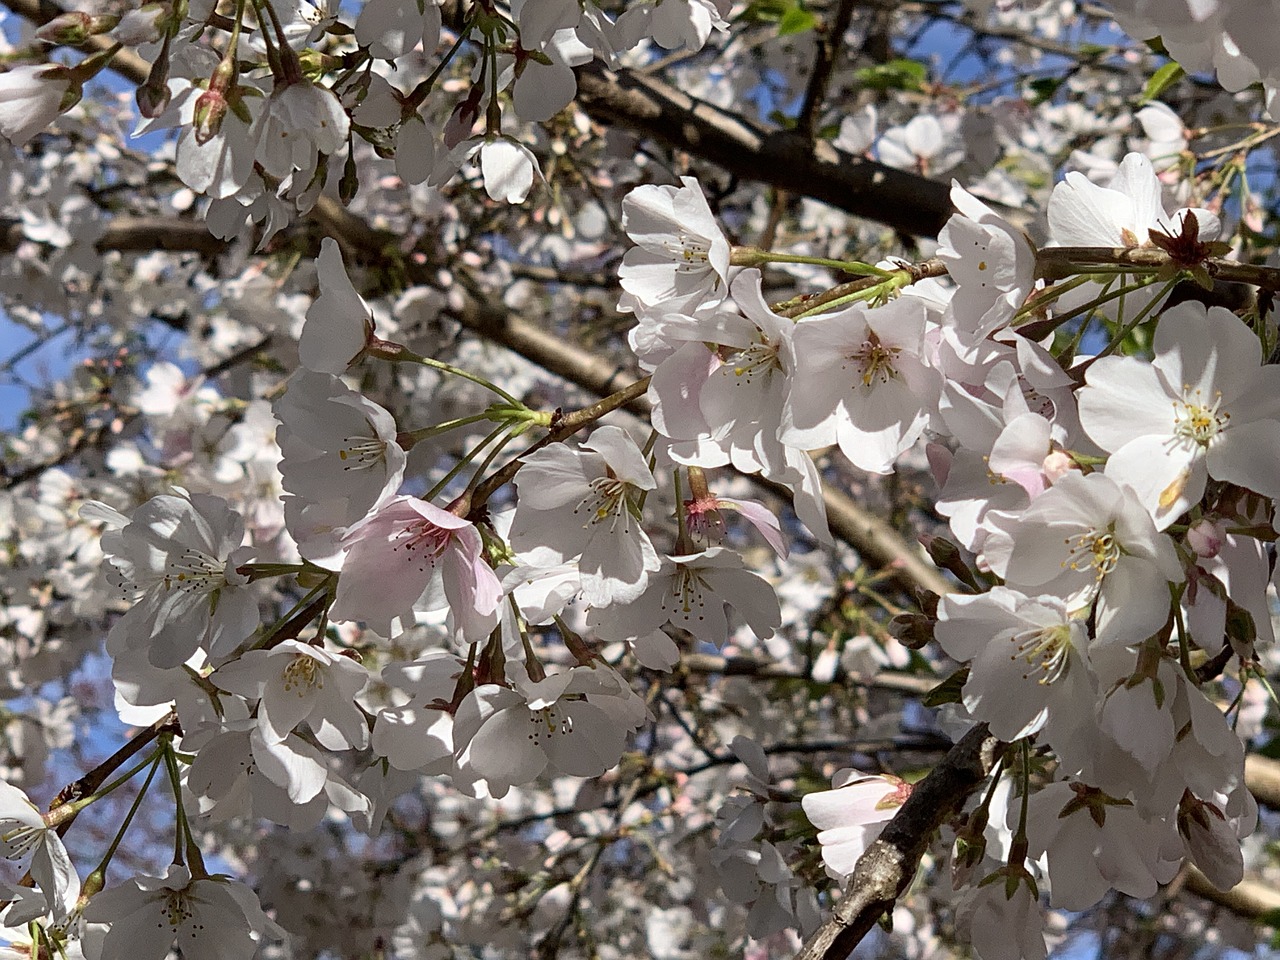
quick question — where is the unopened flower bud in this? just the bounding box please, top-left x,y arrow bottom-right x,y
36,12 -> 111,45
339,147 -> 359,204
1187,517 -> 1226,559
136,43 -> 171,118
111,4 -> 169,45
1042,449 -> 1076,484
136,77 -> 170,118
192,87 -> 226,144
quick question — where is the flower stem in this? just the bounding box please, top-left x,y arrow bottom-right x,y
730,246 -> 894,277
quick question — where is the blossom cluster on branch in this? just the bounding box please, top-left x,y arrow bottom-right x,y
3,0 -> 1280,957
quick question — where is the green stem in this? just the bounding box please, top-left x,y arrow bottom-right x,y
88,751 -> 162,881
248,580 -> 332,650
730,247 -> 893,277
426,423 -> 511,502
381,346 -> 522,405
1091,277 -> 1179,360
399,411 -> 503,448
162,743 -> 203,872
405,18 -> 473,112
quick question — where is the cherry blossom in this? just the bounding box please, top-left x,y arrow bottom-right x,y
0,781 -> 79,923
985,471 -> 1183,645
331,495 -> 502,640
782,294 -> 939,475
83,865 -> 283,960
212,639 -> 370,749
298,239 -> 376,375
1078,300 -> 1280,527
935,587 -> 1094,748
252,79 -> 349,183
801,772 -> 911,880
619,176 -> 732,311
588,547 -> 781,649
508,425 -> 660,606
90,492 -> 259,668
275,371 -> 407,564
0,64 -> 75,147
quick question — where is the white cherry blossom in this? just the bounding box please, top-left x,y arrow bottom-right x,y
986,471 -> 1183,645
298,238 -> 376,375
213,639 -> 370,750
782,295 -> 938,475
508,425 -> 660,606
91,492 -> 258,668
275,371 -> 407,565
0,780 -> 79,922
801,771 -> 911,880
83,865 -> 283,960
619,176 -> 732,311
1078,300 -> 1280,528
0,64 -> 75,146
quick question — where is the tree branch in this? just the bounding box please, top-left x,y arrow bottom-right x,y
573,63 -> 961,237
794,723 -> 1005,960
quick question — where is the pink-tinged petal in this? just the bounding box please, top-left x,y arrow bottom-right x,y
717,497 -> 787,558
988,413 -> 1052,498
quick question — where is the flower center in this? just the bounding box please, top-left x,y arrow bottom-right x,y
663,565 -> 708,622
1063,528 -> 1122,580
684,497 -> 726,546
726,336 -> 782,385
163,549 -> 226,594
1172,387 -> 1228,446
337,435 -> 387,471
1008,623 -> 1073,684
162,889 -> 195,929
575,476 -> 635,533
0,821 -> 42,860
663,233 -> 711,273
525,706 -> 573,747
392,520 -> 452,572
282,655 -> 323,695
848,335 -> 901,387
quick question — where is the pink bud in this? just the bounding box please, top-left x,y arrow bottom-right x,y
1042,449 -> 1076,484
1187,518 -> 1226,559
192,88 -> 226,144
36,12 -> 94,44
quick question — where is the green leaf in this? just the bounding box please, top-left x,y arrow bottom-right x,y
923,667 -> 968,707
852,58 -> 927,92
1027,76 -> 1064,105
737,0 -> 789,24
1140,61 -> 1184,103
778,5 -> 816,34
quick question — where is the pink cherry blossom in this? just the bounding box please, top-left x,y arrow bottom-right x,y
331,496 -> 502,640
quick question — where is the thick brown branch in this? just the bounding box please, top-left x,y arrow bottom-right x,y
0,216 -> 227,256
794,723 -> 1005,960
574,64 -> 958,237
